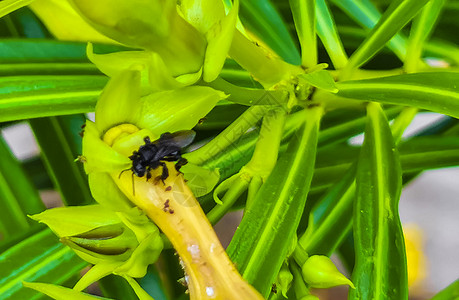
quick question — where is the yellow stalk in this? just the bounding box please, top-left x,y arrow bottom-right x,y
112,163 -> 263,300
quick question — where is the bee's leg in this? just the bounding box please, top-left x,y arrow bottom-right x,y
144,136 -> 151,144
175,157 -> 188,172
159,161 -> 169,184
131,172 -> 136,196
146,167 -> 152,181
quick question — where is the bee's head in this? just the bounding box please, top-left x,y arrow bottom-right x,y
132,161 -> 146,177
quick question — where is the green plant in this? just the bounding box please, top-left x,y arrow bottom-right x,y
0,0 -> 458,299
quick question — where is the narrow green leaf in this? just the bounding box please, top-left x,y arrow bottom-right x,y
239,0 -> 301,65
318,106 -> 402,147
341,0 -> 429,78
289,0 -> 316,67
404,0 -> 446,72
0,229 -> 87,300
312,135 -> 459,194
0,63 -> 99,76
0,39 -> 123,63
0,75 -> 107,122
330,0 -> 407,60
430,279 -> 459,300
220,59 -> 261,88
299,166 -> 355,256
194,101 -> 247,130
0,135 -> 44,239
29,116 -> 94,206
98,275 -> 137,300
398,136 -> 459,171
336,72 -> 459,119
227,106 -> 322,297
315,0 -> 348,69
350,102 -> 407,300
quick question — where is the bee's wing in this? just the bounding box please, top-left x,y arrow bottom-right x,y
167,130 -> 196,148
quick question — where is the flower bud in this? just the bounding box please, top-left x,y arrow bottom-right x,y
276,262 -> 293,297
60,223 -> 138,263
301,255 -> 355,289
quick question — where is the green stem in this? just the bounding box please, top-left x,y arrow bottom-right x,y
290,260 -> 312,299
293,244 -> 309,266
207,177 -> 249,224
245,108 -> 287,177
185,105 -> 270,165
244,107 -> 287,208
246,175 -> 262,210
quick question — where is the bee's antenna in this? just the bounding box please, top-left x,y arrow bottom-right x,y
119,168 -> 130,179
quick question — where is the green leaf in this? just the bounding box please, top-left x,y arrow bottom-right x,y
349,102 -> 407,300
299,166 -> 355,256
29,116 -> 94,206
318,106 -> 402,147
0,75 -> 108,122
23,282 -> 112,300
404,0 -> 447,72
98,275 -> 137,300
227,106 -> 322,297
194,101 -> 247,130
430,279 -> 459,300
0,39 -> 123,63
341,0 -> 429,78
0,135 -> 43,239
336,72 -> 459,119
0,63 -> 99,76
220,59 -> 260,88
398,136 -> 459,172
289,0 -> 316,67
330,0 -> 407,61
0,229 -> 87,300
315,0 -> 348,69
312,135 -> 459,194
239,0 -> 301,65
298,69 -> 338,93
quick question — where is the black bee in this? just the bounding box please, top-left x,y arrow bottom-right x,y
121,131 -> 195,188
